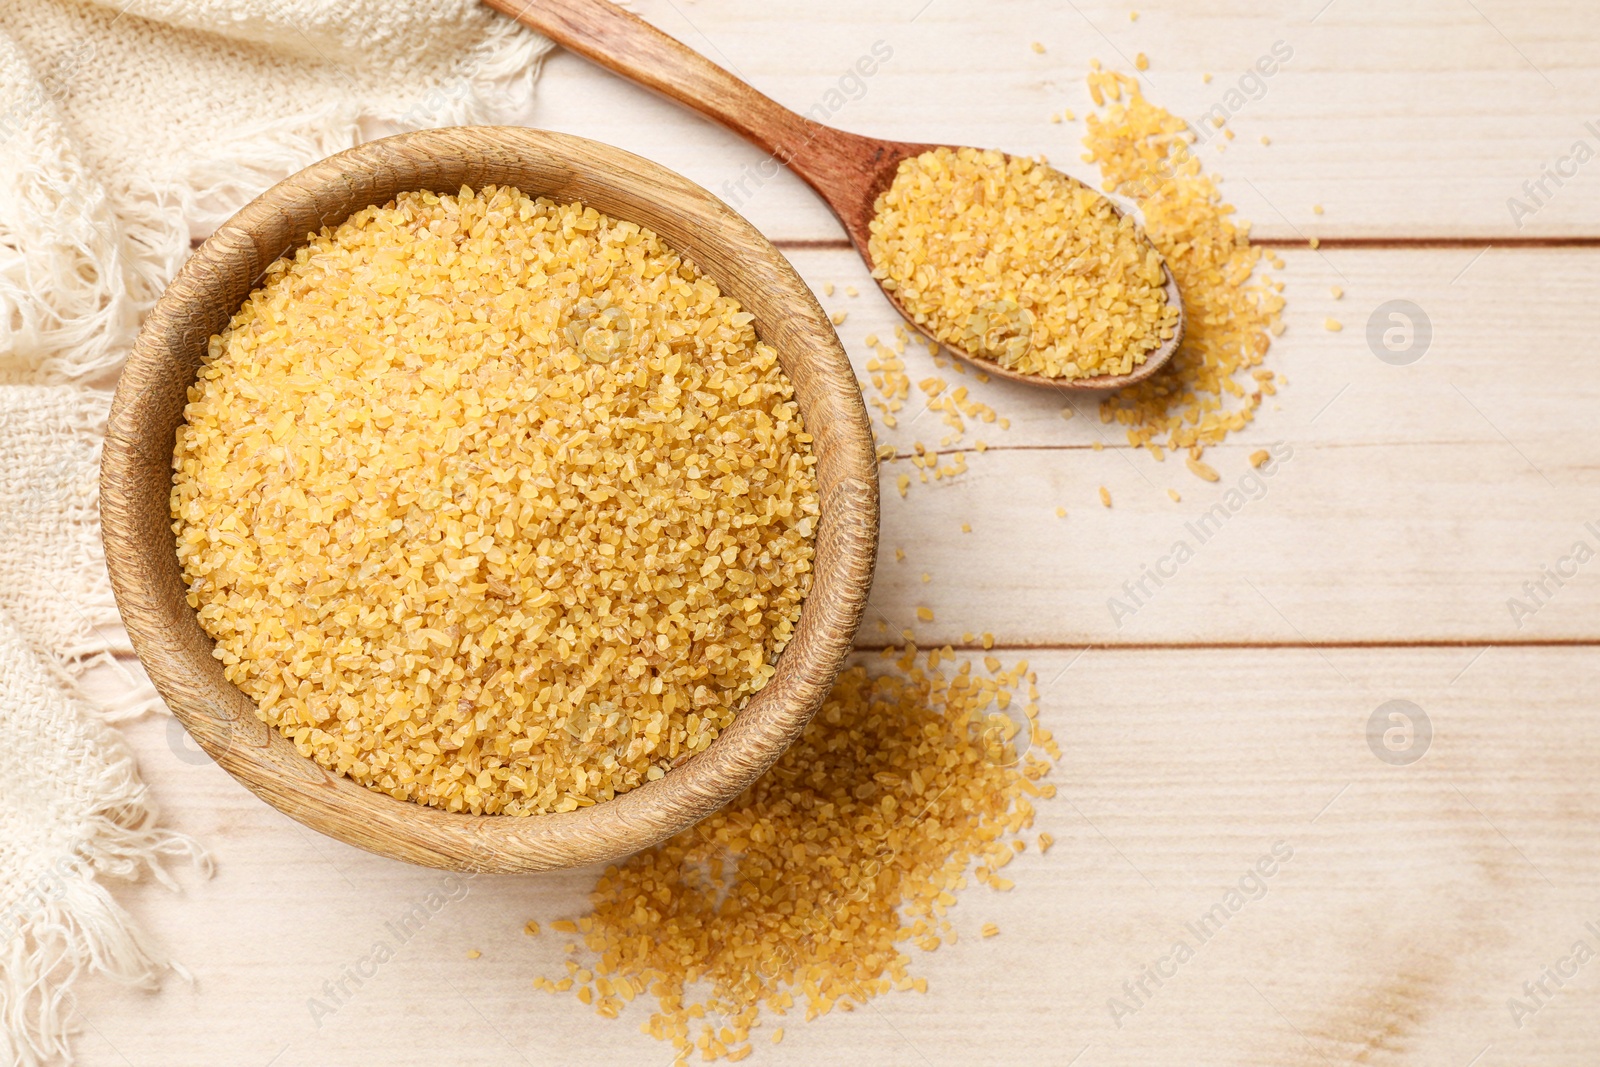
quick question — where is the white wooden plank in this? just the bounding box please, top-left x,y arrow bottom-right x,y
517,0 -> 1600,242
775,243 -> 1593,645
61,2 -> 1600,1064
69,647 -> 1600,1065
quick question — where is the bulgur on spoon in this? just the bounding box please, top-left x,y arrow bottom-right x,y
483,0 -> 1185,390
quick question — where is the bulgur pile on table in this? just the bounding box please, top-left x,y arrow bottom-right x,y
1084,68 -> 1285,469
867,145 -> 1178,380
532,647 -> 1059,1063
171,185 -> 820,816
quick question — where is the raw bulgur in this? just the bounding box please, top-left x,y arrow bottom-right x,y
868,147 -> 1178,380
1085,69 -> 1284,477
533,650 -> 1058,1062
172,185 -> 819,816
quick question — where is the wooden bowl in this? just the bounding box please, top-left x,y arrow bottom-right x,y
101,127 -> 879,873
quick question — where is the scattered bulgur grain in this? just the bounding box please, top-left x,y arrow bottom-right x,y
1085,68 -> 1283,474
845,285 -> 859,297
1050,112 -> 1063,124
916,607 -> 934,622
1309,236 -> 1321,249
961,523 -> 972,533
1098,486 -> 1112,508
1186,456 -> 1221,482
823,282 -> 835,296
524,921 -> 540,937
1064,109 -> 1076,121
1032,41 -> 1046,53
921,572 -> 932,584
1167,488 -> 1181,503
771,1029 -> 784,1045
832,310 -> 848,325
1260,135 -> 1271,146
1249,449 -> 1271,469
1324,318 -> 1342,332
1055,506 -> 1067,518
868,147 -> 1178,380
1312,204 -> 1324,215
981,632 -> 995,650
172,186 -> 819,817
537,653 -> 1053,1061
1330,286 -> 1343,299
1202,72 -> 1213,83
1135,52 -> 1149,70
467,949 -> 482,960
1129,10 -> 1138,19
981,923 -> 1000,938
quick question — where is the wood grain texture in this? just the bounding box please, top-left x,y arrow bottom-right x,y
100,127 -> 879,873
794,243 -> 1600,646
69,0 -> 1600,1063
484,0 -> 1185,389
512,0 -> 1600,245
65,647 -> 1600,1066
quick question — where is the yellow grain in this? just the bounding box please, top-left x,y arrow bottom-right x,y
534,653 -> 1052,1061
868,147 -> 1177,381
172,185 -> 818,817
1085,67 -> 1284,475
1098,486 -> 1112,508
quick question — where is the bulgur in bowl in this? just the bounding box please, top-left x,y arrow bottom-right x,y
101,127 -> 878,873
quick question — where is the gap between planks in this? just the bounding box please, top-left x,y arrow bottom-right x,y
773,236 -> 1600,251
188,235 -> 1600,250
853,638 -> 1600,652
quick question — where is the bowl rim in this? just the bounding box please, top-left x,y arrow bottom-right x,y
101,126 -> 878,873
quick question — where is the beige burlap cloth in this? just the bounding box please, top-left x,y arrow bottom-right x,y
0,2 -> 550,1061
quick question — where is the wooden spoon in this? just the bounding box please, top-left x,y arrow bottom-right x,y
482,0 -> 1184,391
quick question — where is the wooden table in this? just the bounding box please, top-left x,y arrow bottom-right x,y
74,2 -> 1600,1064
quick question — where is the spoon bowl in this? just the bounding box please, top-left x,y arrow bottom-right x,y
825,141 -> 1185,391
487,0 -> 1185,391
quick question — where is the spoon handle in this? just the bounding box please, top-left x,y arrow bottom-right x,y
484,0 -> 838,176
